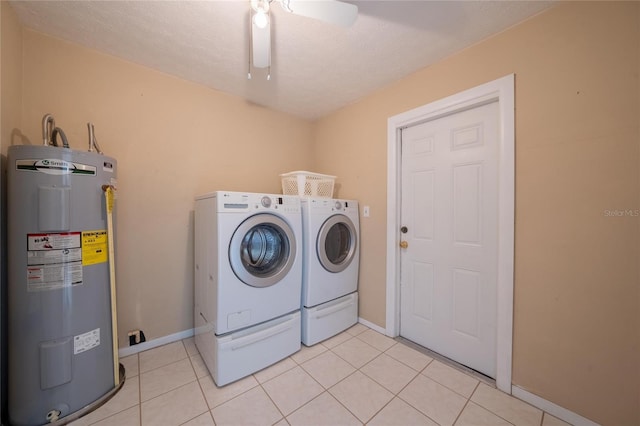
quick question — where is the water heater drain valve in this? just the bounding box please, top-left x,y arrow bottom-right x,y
46,409 -> 61,423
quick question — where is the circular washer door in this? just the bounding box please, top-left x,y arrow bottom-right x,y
229,213 -> 297,288
317,214 -> 357,273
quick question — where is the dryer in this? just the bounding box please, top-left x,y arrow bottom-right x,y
301,197 -> 360,346
194,191 -> 302,386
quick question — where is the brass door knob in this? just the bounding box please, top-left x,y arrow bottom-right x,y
399,241 -> 408,249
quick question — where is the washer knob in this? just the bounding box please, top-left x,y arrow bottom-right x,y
334,201 -> 342,210
261,196 -> 272,208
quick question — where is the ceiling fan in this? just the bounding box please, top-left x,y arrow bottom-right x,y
248,0 -> 358,80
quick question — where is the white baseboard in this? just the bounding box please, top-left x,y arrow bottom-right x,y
358,317 -> 386,334
118,328 -> 194,358
512,385 -> 600,426
120,317 -> 383,358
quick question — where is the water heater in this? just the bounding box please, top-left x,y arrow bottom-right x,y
7,142 -> 121,425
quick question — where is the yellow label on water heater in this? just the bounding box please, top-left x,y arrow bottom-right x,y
82,230 -> 108,266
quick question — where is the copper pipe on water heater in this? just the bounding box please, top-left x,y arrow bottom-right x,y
42,113 -> 55,146
88,123 -> 104,154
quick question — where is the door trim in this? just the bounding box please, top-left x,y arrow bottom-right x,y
386,74 -> 515,393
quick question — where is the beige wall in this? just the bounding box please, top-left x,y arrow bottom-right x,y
313,2 -> 639,425
1,0 -> 23,155
3,1 -> 639,424
16,29 -> 314,346
1,2 -> 24,417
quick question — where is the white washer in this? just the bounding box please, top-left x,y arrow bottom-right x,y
194,191 -> 302,386
301,197 -> 360,346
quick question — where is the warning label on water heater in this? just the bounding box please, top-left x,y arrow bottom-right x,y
74,328 -> 101,355
82,230 -> 108,266
27,232 -> 83,292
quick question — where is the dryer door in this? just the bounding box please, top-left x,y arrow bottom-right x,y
229,213 -> 297,288
317,214 -> 357,273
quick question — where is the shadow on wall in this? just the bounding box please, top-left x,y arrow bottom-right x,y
332,183 -> 342,199
11,128 -> 30,146
185,210 -> 195,329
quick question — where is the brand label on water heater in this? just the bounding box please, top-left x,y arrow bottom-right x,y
26,232 -> 83,292
16,159 -> 97,176
74,328 -> 101,355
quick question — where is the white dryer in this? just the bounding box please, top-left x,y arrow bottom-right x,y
194,191 -> 302,386
301,197 -> 360,346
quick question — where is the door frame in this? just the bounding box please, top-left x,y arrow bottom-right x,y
386,74 -> 515,393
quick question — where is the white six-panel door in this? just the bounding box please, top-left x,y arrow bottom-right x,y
399,100 -> 499,377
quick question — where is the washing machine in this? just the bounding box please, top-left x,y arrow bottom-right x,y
301,197 -> 360,346
194,191 -> 302,386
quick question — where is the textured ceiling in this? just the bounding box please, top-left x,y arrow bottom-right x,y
9,0 -> 554,120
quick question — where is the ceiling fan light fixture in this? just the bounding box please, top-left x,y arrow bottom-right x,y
252,10 -> 269,29
251,24 -> 271,68
250,3 -> 271,70
281,0 -> 358,27
251,0 -> 270,14
247,0 -> 357,80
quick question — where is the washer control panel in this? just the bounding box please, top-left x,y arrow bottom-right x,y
217,191 -> 301,213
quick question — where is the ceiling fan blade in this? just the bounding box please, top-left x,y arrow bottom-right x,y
252,18 -> 271,68
284,0 -> 358,27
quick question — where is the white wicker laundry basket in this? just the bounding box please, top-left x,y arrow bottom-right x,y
280,171 -> 336,198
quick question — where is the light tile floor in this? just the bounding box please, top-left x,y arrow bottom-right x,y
70,324 -> 572,426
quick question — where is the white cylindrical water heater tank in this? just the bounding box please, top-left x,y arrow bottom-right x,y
7,144 -> 121,425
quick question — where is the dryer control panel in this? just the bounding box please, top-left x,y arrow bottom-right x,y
304,197 -> 358,215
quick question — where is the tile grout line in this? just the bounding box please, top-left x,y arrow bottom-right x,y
113,326 -> 549,426
386,356 -> 441,425
321,369 -> 369,425
277,338 -> 376,425
258,380 -> 287,426
325,388 -> 365,426
255,364 -> 295,425
290,356 -> 359,423
137,340 -> 202,425
303,364 -> 363,423
339,333 -> 495,425
265,330 -> 423,425
139,368 -> 198,404
450,381 -> 482,426
320,340 -> 411,424
86,326 -> 539,426
328,333 -> 382,370
181,339 -> 214,425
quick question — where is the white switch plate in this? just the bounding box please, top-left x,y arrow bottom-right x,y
363,206 -> 370,217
